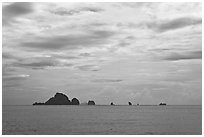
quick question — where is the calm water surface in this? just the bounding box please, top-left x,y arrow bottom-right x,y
2,105 -> 202,135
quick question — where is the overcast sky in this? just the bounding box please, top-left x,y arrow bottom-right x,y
2,2 -> 202,105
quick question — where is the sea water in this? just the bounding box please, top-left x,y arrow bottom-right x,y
2,105 -> 202,135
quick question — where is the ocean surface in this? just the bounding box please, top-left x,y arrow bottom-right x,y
2,105 -> 202,135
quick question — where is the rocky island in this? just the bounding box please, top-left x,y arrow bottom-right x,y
128,102 -> 132,105
88,100 -> 95,105
159,102 -> 167,106
33,92 -> 80,105
110,102 -> 115,105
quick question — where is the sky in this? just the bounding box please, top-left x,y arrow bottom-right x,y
2,2 -> 202,105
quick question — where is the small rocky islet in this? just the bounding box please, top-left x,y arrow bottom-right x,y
88,100 -> 95,105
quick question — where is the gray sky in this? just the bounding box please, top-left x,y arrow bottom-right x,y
2,2 -> 202,105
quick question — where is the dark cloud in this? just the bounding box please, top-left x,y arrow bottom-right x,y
2,52 -> 15,59
19,60 -> 56,68
117,41 -> 130,47
163,50 -> 202,61
148,47 -> 179,52
15,58 -> 57,69
79,53 -> 92,57
81,7 -> 104,13
125,36 -> 135,40
13,57 -> 74,69
52,54 -> 79,60
21,30 -> 116,50
2,52 -> 24,62
2,65 -> 17,77
76,65 -> 100,71
3,2 -> 34,25
3,51 -> 78,70
147,17 -> 202,32
51,6 -> 103,16
92,79 -> 123,83
89,22 -> 107,27
149,48 -> 171,52
51,8 -> 79,16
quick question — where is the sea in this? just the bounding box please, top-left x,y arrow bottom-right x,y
2,105 -> 202,135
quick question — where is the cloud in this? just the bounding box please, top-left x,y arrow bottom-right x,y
3,2 -> 34,25
122,2 -> 154,8
13,57 -> 74,69
147,17 -> 202,32
50,6 -> 103,16
92,79 -> 123,83
117,41 -> 130,47
3,74 -> 30,88
163,50 -> 202,61
82,7 -> 103,13
2,52 -> 15,59
89,22 -> 108,27
2,51 -> 79,70
3,74 -> 30,80
18,60 -> 57,68
79,53 -> 92,57
51,54 -> 79,60
51,8 -> 79,16
21,30 -> 116,50
3,74 -> 30,87
76,65 -> 100,71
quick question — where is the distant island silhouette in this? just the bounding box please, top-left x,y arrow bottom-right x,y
110,102 -> 115,105
33,92 -> 166,106
33,92 -> 80,105
159,102 -> 167,106
88,100 -> 95,105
